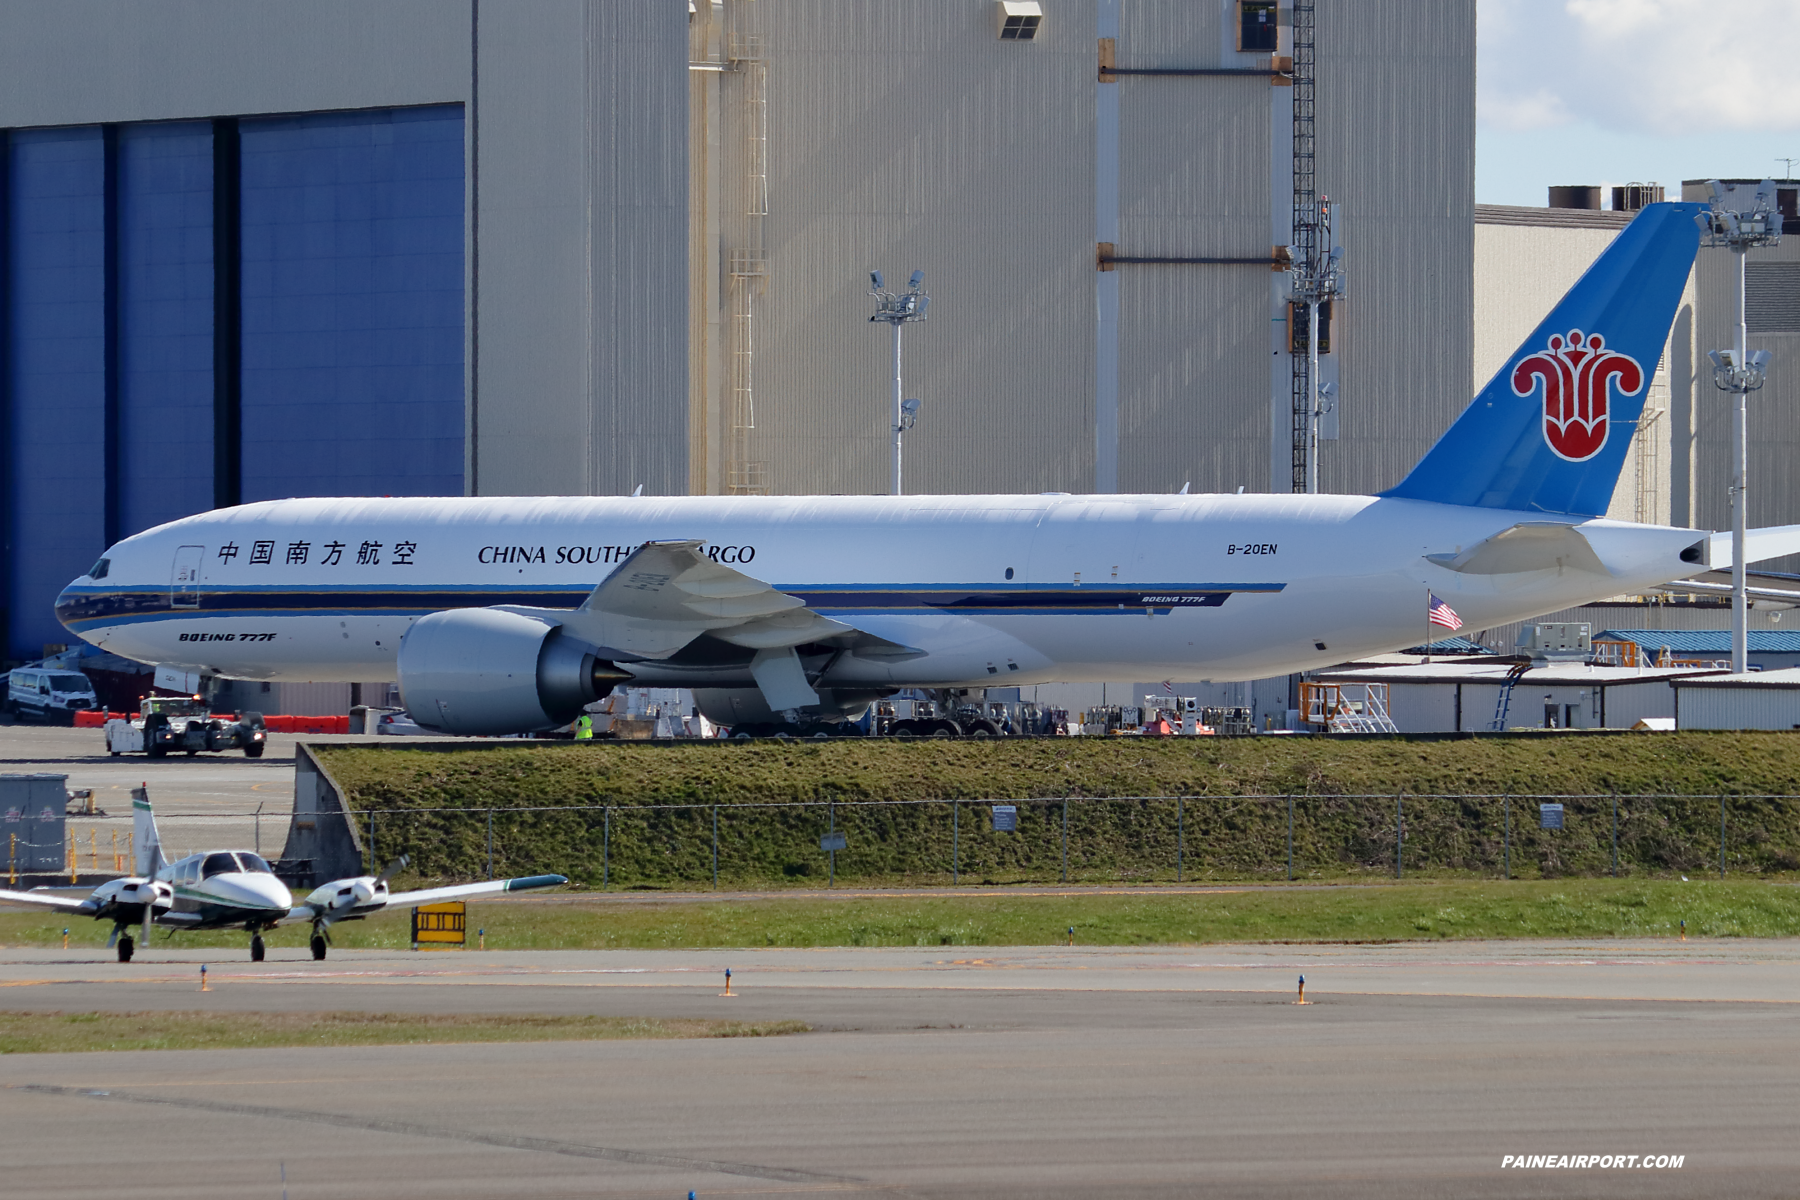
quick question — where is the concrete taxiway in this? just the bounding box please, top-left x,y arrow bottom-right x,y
2,940 -> 1797,1197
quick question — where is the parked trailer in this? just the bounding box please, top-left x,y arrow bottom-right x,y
105,697 -> 267,759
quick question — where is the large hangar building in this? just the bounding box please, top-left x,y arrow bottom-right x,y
0,0 -> 1477,671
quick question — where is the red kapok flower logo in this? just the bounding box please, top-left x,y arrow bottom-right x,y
1511,329 -> 1644,463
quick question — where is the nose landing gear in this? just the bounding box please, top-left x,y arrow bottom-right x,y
249,934 -> 265,962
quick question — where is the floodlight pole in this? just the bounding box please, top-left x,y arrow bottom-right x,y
890,320 -> 904,496
1732,244 -> 1749,674
868,271 -> 929,496
1699,180 -> 1781,675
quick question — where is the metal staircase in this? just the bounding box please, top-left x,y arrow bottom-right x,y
1489,662 -> 1532,731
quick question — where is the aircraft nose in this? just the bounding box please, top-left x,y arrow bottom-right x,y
54,583 -> 94,636
215,873 -> 294,914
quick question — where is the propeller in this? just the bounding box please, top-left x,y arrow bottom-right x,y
350,855 -> 410,906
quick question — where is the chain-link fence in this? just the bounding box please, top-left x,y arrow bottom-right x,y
20,795 -> 1800,889
9,809 -> 285,885
344,793 -> 1800,889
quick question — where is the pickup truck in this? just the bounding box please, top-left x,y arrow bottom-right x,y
105,697 -> 267,758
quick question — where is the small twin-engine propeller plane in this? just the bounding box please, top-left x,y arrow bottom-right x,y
0,788 -> 566,961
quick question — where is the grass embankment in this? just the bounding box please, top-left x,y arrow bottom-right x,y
0,1011 -> 807,1054
4,880 -> 1796,949
311,735 -> 1800,887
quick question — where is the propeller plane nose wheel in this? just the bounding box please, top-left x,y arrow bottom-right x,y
117,935 -> 134,963
250,934 -> 266,962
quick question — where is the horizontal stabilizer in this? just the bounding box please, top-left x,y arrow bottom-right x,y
1696,524 -> 1800,570
1427,522 -> 1609,576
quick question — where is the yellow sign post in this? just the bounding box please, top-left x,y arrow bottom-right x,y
411,902 -> 467,951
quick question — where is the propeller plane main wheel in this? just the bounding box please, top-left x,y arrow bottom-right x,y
250,935 -> 265,962
117,935 -> 134,963
310,933 -> 328,961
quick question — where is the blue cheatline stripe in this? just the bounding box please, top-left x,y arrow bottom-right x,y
56,581 -> 1287,630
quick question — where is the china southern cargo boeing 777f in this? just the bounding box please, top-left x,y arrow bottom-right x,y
54,202 -> 1800,734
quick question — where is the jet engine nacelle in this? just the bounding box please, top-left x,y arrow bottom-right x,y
397,608 -> 632,734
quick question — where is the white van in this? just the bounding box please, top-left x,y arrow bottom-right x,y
4,667 -> 99,724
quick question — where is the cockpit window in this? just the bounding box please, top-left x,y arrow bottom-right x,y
88,557 -> 110,579
237,853 -> 274,874
201,852 -> 241,879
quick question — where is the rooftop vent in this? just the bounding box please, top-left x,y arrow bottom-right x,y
1611,182 -> 1665,212
997,1 -> 1043,40
1548,186 -> 1602,211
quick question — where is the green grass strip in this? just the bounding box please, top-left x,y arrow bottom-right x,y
0,1011 -> 808,1054
6,880 -> 1798,949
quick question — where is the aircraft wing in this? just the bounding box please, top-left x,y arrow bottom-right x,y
281,873 -> 568,925
0,888 -> 98,915
500,539 -> 915,661
381,874 -> 570,909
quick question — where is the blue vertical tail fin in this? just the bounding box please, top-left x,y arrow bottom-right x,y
1384,201 -> 1705,517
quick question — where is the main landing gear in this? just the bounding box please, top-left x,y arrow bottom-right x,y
310,929 -> 329,961
116,935 -> 134,963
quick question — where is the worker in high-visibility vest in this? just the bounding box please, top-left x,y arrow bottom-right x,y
574,713 -> 594,741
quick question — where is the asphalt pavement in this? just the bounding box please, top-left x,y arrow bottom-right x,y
1,940 -> 1795,1197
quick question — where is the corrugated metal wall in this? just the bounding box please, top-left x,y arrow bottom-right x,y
1116,2 -> 1272,494
477,0 -> 690,499
1312,0 -> 1475,496
714,0 -> 1476,499
743,0 -> 1099,496
1677,683 -> 1800,731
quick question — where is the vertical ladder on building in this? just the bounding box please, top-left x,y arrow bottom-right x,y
726,17 -> 769,495
1489,662 -> 1531,731
1288,0 -> 1317,493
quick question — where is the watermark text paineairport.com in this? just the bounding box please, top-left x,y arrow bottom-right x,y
1503,1155 -> 1683,1170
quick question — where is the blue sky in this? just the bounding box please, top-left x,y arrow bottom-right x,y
1477,0 -> 1800,206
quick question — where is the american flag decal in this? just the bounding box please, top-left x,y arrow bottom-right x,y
1428,593 -> 1463,631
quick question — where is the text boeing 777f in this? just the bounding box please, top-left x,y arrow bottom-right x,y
53,202 -> 1800,734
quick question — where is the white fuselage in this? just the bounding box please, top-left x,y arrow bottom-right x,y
58,493 -> 1705,687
